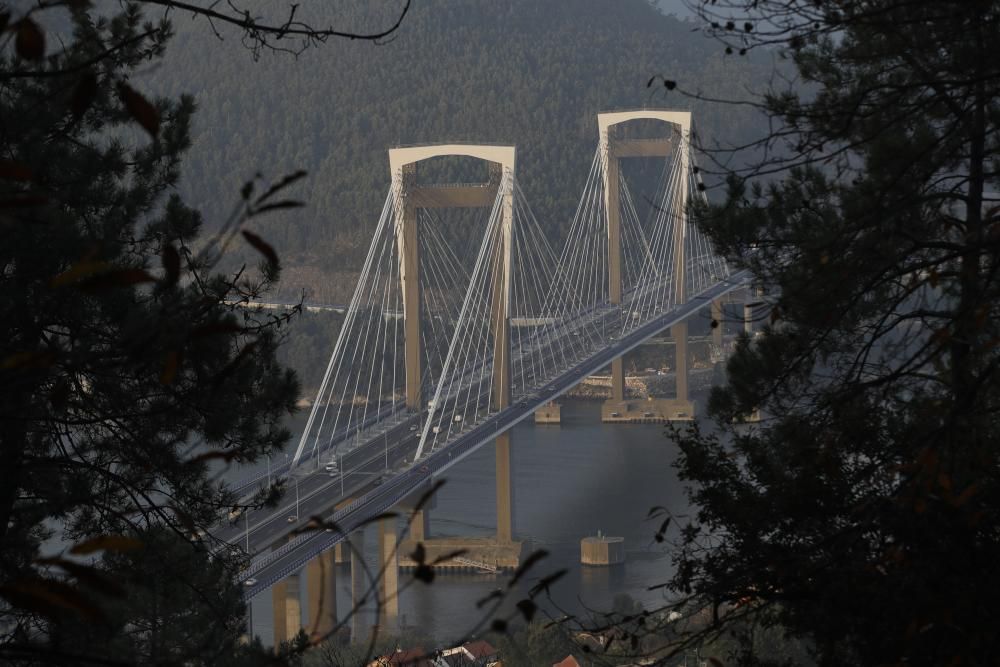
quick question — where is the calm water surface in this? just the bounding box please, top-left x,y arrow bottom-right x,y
247,399 -> 695,645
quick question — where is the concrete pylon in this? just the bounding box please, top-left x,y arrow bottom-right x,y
271,572 -> 301,648
409,508 -> 429,543
388,144 -> 516,414
378,515 -> 399,628
672,322 -> 689,404
306,550 -> 337,643
349,529 -> 367,641
496,433 -> 514,543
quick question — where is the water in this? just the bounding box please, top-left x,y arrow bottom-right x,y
248,399 -> 693,645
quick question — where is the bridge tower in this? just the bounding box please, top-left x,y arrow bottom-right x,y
388,142 -> 518,579
388,144 -> 515,415
598,110 -> 696,421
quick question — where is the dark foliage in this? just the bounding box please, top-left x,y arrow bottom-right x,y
668,1 -> 1000,665
0,3 -> 308,663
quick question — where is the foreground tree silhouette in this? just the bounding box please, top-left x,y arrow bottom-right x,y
660,1 -> 1000,664
0,3 -> 360,663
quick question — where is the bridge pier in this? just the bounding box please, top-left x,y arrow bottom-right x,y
394,439 -> 523,573
350,529 -> 368,641
306,550 -> 337,642
496,432 -> 514,543
378,515 -> 399,630
271,571 -> 301,648
409,508 -> 429,542
601,321 -> 695,422
610,358 -> 626,403
672,322 -> 690,407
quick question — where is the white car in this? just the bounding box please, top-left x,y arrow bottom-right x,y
244,578 -> 258,587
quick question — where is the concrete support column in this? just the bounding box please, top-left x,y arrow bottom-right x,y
496,432 -> 514,543
306,550 -> 337,642
711,299 -> 723,349
378,516 -> 399,628
611,357 -> 626,402
744,302 -> 754,335
672,322 -> 689,403
409,508 -> 429,543
349,530 -> 367,641
271,572 -> 301,647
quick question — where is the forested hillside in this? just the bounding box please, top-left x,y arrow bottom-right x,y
149,0 -> 770,392
153,0 -> 769,301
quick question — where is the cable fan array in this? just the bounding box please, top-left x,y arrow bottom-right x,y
415,172 -> 562,457
290,188 -> 473,470
544,132 -> 731,350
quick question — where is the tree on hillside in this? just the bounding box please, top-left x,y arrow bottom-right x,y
0,1 -> 409,663
48,527 -> 274,666
647,0 -> 1000,664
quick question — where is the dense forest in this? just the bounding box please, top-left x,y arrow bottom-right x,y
147,0 -> 772,391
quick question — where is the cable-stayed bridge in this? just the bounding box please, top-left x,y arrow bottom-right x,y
216,111 -> 753,642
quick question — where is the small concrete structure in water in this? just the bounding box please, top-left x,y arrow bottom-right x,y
580,531 -> 625,566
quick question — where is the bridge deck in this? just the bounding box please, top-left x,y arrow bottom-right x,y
237,271 -> 749,598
